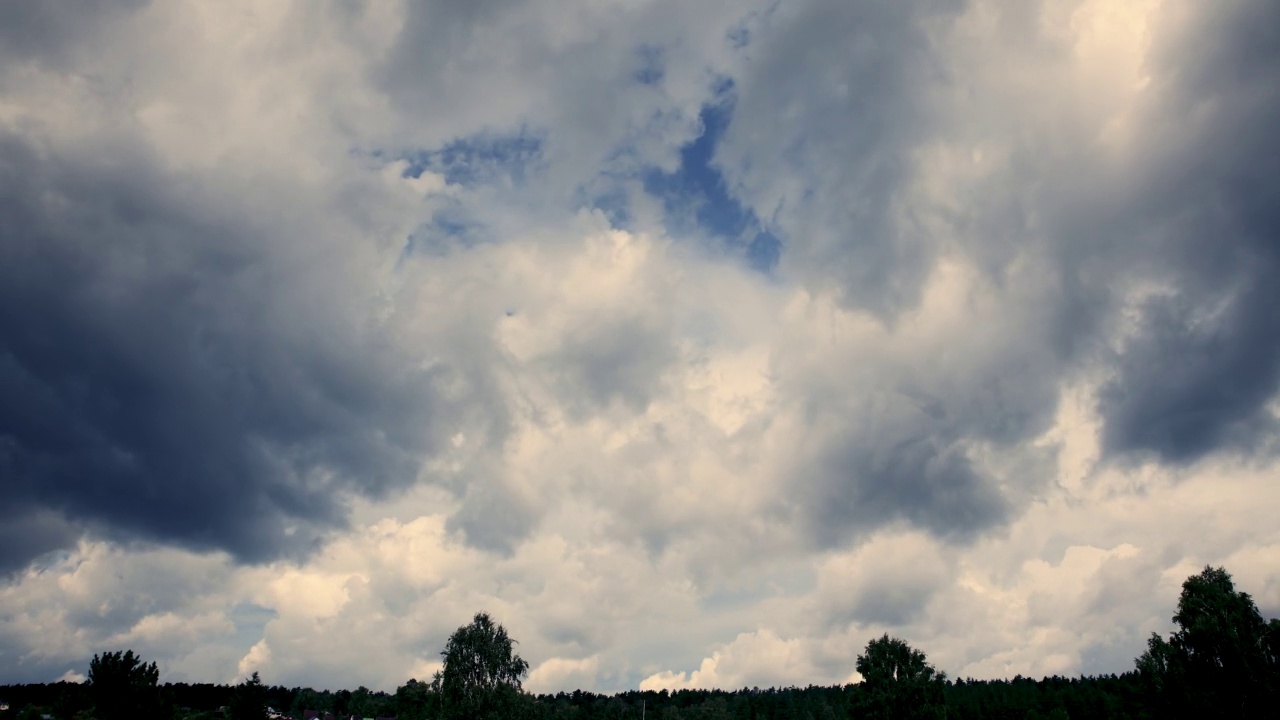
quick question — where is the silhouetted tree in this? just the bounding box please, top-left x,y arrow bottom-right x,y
230,672 -> 268,720
394,678 -> 438,720
439,612 -> 530,720
854,634 -> 947,720
1135,565 -> 1279,719
87,650 -> 161,720
334,689 -> 352,718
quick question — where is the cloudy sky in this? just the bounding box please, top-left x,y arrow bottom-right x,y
3,0 -> 1280,694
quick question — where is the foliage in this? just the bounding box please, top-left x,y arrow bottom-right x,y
1135,565 -> 1279,719
854,634 -> 947,720
88,650 -> 162,720
230,673 -> 268,720
394,678 -> 439,720
856,634 -> 945,685
439,612 -> 531,720
288,687 -> 330,718
0,669 -> 1168,720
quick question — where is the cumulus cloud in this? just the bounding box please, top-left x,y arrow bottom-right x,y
2,0 -> 1279,695
640,629 -> 820,692
814,531 -> 954,628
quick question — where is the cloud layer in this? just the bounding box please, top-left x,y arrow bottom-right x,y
2,0 -> 1279,693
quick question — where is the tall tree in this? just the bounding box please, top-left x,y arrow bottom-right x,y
1136,565 -> 1278,719
439,612 -> 530,720
231,672 -> 269,720
87,650 -> 161,720
854,635 -> 947,720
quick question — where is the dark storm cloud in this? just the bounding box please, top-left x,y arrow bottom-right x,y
0,507 -> 80,576
1097,0 -> 1280,463
0,132 -> 450,572
1101,282 -> 1280,463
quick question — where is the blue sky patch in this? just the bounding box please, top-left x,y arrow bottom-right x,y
641,92 -> 782,273
400,131 -> 544,188
229,601 -> 277,652
398,206 -> 481,265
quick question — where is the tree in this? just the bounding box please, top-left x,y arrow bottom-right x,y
87,650 -> 161,720
334,689 -> 352,718
230,672 -> 268,720
854,635 -> 947,720
394,678 -> 439,720
439,612 -> 530,720
1135,565 -> 1279,719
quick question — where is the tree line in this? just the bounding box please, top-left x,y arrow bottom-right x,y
3,566 -> 1278,720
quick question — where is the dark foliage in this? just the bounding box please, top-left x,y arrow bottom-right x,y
1136,566 -> 1279,719
88,650 -> 162,720
854,635 -> 946,720
230,673 -> 268,720
439,612 -> 531,720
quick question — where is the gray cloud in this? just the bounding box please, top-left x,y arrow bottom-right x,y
1097,0 -> 1280,463
690,0 -> 1069,549
0,507 -> 80,577
549,316 -> 677,415
446,471 -> 538,554
850,591 -> 922,628
722,0 -> 1280,494
0,130 -> 455,571
0,0 -> 145,68
716,0 -> 964,316
814,531 -> 954,630
806,430 -> 1007,547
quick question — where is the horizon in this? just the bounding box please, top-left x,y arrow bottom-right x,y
0,622 -> 1167,694
2,0 -> 1279,695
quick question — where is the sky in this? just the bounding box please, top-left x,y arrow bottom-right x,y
2,0 -> 1279,695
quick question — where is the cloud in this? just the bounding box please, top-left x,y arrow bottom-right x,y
715,0 -> 965,315
0,0 -> 146,69
640,629 -> 819,691
0,509 -> 81,577
930,0 -> 1280,466
815,531 -> 953,628
527,655 -> 601,694
0,541 -> 240,683
0,125 -> 459,569
716,0 -> 1280,471
1095,0 -> 1280,463
2,0 -> 1280,696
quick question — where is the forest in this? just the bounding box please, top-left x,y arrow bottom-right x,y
3,566 -> 1277,720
